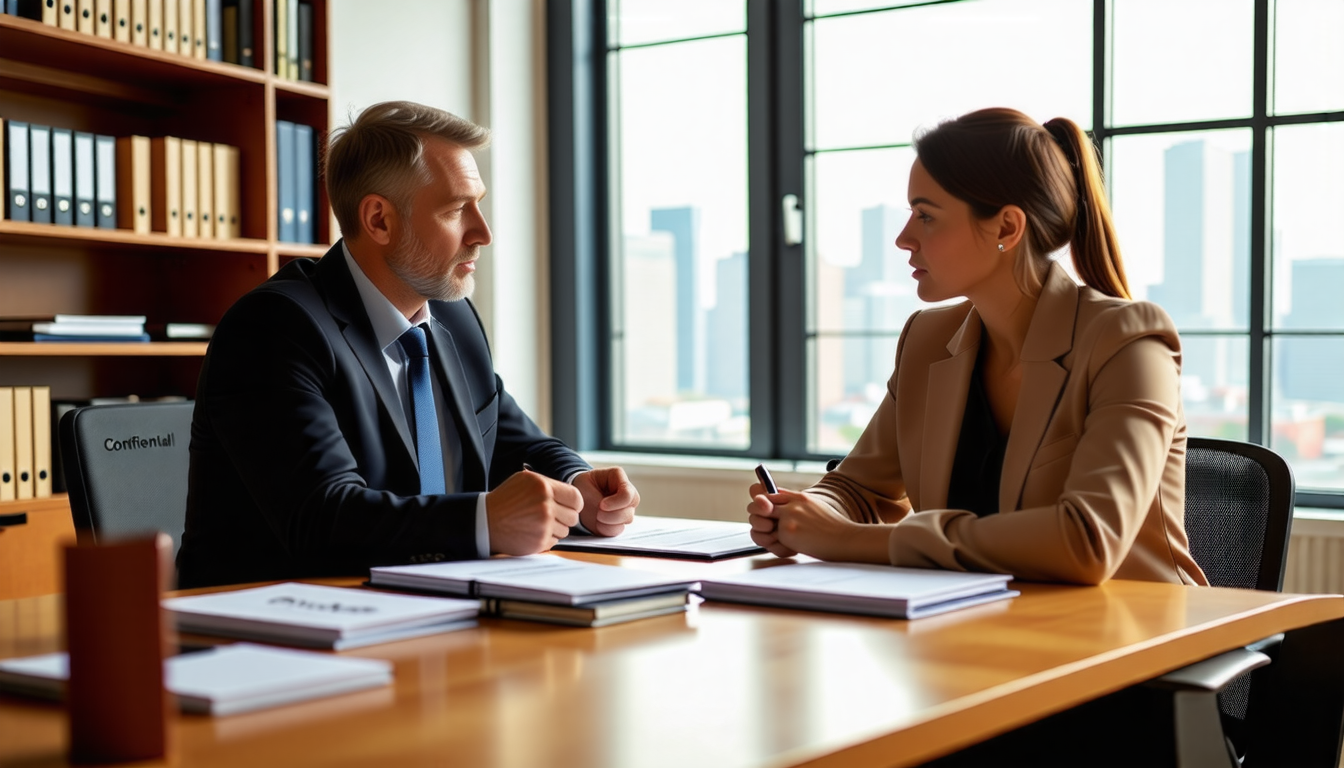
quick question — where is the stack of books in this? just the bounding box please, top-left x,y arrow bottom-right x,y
0,315 -> 149,342
370,555 -> 699,628
162,582 -> 481,650
0,643 -> 393,717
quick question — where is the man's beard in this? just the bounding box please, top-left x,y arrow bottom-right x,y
387,229 -> 476,303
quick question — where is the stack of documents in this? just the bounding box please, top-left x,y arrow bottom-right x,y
0,315 -> 149,342
370,556 -> 698,627
0,643 -> 392,716
698,562 -> 1019,619
553,516 -> 766,561
162,583 -> 479,650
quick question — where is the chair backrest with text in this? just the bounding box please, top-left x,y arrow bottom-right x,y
59,401 -> 195,560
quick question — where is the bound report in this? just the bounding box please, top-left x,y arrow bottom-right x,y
552,516 -> 766,561
162,582 -> 480,650
0,643 -> 392,716
698,562 -> 1018,619
370,555 -> 698,607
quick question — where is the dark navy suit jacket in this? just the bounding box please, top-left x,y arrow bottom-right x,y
177,242 -> 590,588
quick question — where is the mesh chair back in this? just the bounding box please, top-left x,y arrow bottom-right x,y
59,402 -> 194,558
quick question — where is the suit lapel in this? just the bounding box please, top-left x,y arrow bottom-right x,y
998,263 -> 1079,513
427,318 -> 486,490
315,245 -> 417,463
920,307 -> 980,510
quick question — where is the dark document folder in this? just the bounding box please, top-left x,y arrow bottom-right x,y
29,123 -> 51,223
4,120 -> 30,222
51,127 -> 74,226
74,132 -> 95,227
295,123 -> 312,244
276,120 -> 296,242
297,0 -> 311,81
95,134 -> 116,229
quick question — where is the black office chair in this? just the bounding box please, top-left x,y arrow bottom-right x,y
59,401 -> 195,561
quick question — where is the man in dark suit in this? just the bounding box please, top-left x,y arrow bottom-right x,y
177,101 -> 638,588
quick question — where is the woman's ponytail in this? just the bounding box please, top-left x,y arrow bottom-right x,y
1044,118 -> 1131,299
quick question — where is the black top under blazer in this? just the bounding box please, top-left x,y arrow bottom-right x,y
176,242 -> 590,588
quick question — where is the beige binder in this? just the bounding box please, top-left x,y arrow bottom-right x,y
96,0 -> 112,38
192,0 -> 205,60
180,138 -> 198,237
212,143 -> 229,239
116,135 -> 152,233
13,387 -> 32,502
60,0 -> 78,29
177,0 -> 192,58
275,0 -> 287,77
78,0 -> 95,34
147,0 -> 162,50
130,0 -> 146,46
0,388 -> 13,503
31,386 -> 51,499
151,136 -> 182,237
197,141 -> 213,238
224,144 -> 240,239
43,0 -> 57,25
161,0 -> 176,54
114,0 -> 129,42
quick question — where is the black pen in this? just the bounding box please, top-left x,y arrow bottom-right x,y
754,464 -> 778,494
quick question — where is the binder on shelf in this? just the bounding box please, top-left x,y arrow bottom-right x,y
211,142 -> 227,238
94,133 -> 116,228
59,0 -> 75,29
191,0 -> 203,59
6,0 -> 43,19
236,0 -> 251,66
273,0 -> 285,77
77,0 -> 94,33
95,0 -> 111,37
42,0 -> 55,25
4,119 -> 29,222
220,0 -> 234,62
276,120 -> 295,242
51,127 -> 74,226
73,131 -> 95,227
130,0 -> 145,45
204,0 -> 219,60
0,388 -> 13,503
32,386 -> 51,498
113,0 -> 128,42
285,0 -> 297,80
180,137 -> 197,237
196,140 -> 212,238
115,135 -> 151,233
150,136 -> 181,236
175,0 -> 190,57
220,0 -> 249,66
160,0 -> 174,53
29,123 -> 51,224
223,144 -> 239,238
297,0 -> 311,81
147,0 -> 160,50
295,123 -> 312,244
13,387 -> 32,501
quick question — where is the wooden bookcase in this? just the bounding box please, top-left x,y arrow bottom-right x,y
0,1 -> 330,596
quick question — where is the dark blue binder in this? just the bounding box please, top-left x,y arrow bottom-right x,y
295,123 -> 312,244
29,123 -> 51,224
74,131 -> 95,227
51,127 -> 74,226
5,120 -> 31,222
94,134 -> 116,229
206,0 -> 221,61
276,120 -> 296,242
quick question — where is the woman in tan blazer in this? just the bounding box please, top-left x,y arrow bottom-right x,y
747,108 -> 1207,586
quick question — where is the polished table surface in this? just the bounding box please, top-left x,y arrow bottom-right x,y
1,552 -> 1342,768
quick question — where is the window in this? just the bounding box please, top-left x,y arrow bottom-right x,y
549,0 -> 1344,507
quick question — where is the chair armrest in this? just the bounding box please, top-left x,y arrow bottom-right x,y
1148,647 -> 1271,692
1244,633 -> 1283,655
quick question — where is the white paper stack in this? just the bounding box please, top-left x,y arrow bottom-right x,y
553,516 -> 766,561
163,582 -> 480,650
0,643 -> 393,716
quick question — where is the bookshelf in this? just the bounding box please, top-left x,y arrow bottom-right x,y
0,1 -> 330,586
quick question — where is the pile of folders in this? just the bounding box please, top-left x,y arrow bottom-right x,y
1,119 -> 242,240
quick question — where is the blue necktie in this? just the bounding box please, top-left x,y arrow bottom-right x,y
398,326 -> 446,495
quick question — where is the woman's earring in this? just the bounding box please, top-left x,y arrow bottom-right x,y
997,243 -> 1005,252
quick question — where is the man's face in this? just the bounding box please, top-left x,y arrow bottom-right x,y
386,138 -> 492,302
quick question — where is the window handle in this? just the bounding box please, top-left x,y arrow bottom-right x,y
781,193 -> 803,246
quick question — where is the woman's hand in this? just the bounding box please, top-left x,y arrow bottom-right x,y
747,484 -> 892,563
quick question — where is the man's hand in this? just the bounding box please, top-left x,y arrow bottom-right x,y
746,484 -> 890,563
485,469 -> 583,555
573,467 -> 639,537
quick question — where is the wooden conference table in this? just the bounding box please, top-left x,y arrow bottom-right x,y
1,552 -> 1342,768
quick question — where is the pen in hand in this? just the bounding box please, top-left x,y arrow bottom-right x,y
754,464 -> 778,495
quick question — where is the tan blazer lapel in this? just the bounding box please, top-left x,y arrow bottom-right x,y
921,307 -> 981,509
999,263 -> 1079,513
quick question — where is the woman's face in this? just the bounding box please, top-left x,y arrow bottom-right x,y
895,159 -> 1005,304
